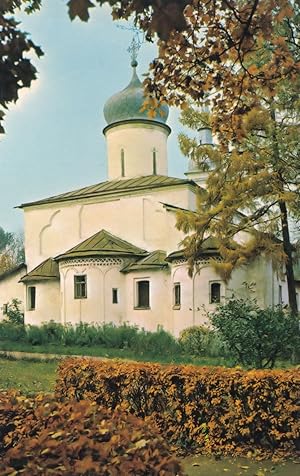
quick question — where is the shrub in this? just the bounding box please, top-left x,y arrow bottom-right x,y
210,298 -> 300,368
134,326 -> 181,356
5,298 -> 24,325
0,321 -> 25,341
0,391 -> 183,475
25,325 -> 47,345
55,358 -> 300,459
95,322 -> 140,348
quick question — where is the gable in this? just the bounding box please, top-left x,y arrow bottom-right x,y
56,229 -> 148,260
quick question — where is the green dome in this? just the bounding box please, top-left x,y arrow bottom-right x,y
103,64 -> 169,126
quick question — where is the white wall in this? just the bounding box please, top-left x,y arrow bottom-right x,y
104,123 -> 169,180
0,268 -> 26,321
24,280 -> 60,325
124,269 -> 172,332
23,185 -> 194,270
59,260 -> 126,325
171,263 -> 225,337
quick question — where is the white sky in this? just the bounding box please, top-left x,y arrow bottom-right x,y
0,0 -> 186,232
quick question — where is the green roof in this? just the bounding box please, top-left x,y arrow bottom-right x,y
56,229 -> 148,260
20,258 -> 59,282
121,250 -> 169,273
167,237 -> 220,261
18,175 -> 195,208
0,263 -> 26,282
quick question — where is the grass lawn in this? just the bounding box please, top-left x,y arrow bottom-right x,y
0,357 -> 58,394
0,340 -> 233,367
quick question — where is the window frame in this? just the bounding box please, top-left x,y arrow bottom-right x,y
173,282 -> 181,309
134,279 -> 150,309
279,284 -> 283,305
74,274 -> 87,299
27,286 -> 36,310
112,288 -> 119,304
209,281 -> 221,304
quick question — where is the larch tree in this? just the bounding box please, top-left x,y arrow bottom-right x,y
176,76 -> 300,313
0,226 -> 25,274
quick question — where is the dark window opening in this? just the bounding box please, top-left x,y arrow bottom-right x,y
136,280 -> 150,308
28,286 -> 36,310
210,282 -> 221,303
112,288 -> 118,304
152,149 -> 157,175
121,149 -> 125,177
174,283 -> 181,307
74,275 -> 87,299
279,285 -> 283,305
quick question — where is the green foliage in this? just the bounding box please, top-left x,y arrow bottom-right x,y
0,227 -> 13,253
179,325 -> 210,355
210,298 -> 300,368
26,325 -> 48,346
178,325 -> 229,358
5,299 -> 24,325
21,322 -> 180,357
0,321 -> 25,341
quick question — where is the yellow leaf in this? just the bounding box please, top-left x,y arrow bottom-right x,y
51,431 -> 63,439
134,438 -> 148,449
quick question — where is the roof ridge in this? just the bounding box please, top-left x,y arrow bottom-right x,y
18,175 -> 197,209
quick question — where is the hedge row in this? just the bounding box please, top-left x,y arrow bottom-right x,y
55,358 -> 300,458
0,391 -> 182,475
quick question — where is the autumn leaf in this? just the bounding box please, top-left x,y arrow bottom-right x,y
67,0 -> 95,22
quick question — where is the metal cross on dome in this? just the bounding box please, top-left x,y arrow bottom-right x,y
127,34 -> 142,65
116,23 -> 143,65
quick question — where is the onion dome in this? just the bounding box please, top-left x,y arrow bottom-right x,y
103,60 -> 169,126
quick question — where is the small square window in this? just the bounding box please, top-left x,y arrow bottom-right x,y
173,283 -> 181,308
135,280 -> 150,309
28,286 -> 36,310
74,275 -> 87,299
210,282 -> 221,304
112,288 -> 118,304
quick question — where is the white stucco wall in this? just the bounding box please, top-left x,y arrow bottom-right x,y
24,280 -> 60,325
171,263 -> 226,336
0,267 -> 26,321
124,269 -> 172,332
104,123 -> 170,180
23,185 -> 195,270
59,259 -> 126,326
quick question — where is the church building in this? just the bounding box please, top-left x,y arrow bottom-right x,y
0,58 -> 292,336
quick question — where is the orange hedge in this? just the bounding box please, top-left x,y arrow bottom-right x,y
0,391 -> 182,475
55,358 -> 300,458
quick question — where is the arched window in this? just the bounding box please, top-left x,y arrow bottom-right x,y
121,148 -> 125,177
210,282 -> 221,303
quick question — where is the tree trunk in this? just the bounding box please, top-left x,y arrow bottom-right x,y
269,106 -> 298,315
279,200 -> 298,315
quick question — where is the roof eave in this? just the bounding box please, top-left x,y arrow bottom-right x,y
56,251 -> 148,261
